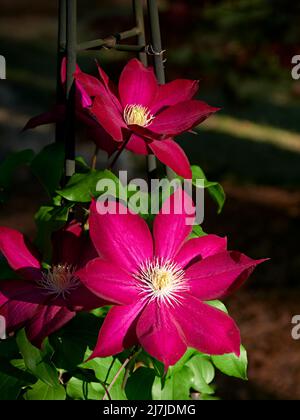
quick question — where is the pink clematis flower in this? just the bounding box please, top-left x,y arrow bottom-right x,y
0,221 -> 106,348
24,58 -> 118,157
75,58 -> 220,178
78,189 -> 266,369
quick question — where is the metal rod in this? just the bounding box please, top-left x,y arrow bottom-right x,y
65,0 -> 77,178
77,27 -> 141,51
134,0 -> 157,177
147,0 -> 165,84
55,0 -> 66,144
147,0 -> 175,179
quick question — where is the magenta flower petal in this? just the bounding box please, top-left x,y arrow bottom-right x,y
90,301 -> 145,359
136,300 -> 187,369
23,105 -> 66,131
91,95 -> 126,142
96,61 -> 123,113
0,280 -> 47,305
118,59 -> 158,108
175,235 -> 227,269
151,79 -> 199,114
89,199 -> 153,273
173,295 -> 241,357
67,283 -> 107,311
149,139 -> 192,178
0,299 -> 40,333
186,251 -> 265,301
77,258 -> 139,305
25,305 -> 76,348
153,187 -> 194,260
150,100 -> 220,135
126,134 -> 149,155
52,221 -> 84,267
0,227 -> 41,280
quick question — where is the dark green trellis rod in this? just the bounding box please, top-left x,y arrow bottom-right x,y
56,0 -> 168,180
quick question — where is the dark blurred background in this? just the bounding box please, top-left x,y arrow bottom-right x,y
0,0 -> 300,400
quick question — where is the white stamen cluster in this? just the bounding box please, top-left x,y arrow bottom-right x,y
123,104 -> 155,127
38,264 -> 80,299
134,258 -> 189,306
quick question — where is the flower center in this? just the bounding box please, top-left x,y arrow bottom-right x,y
134,258 -> 188,306
38,264 -> 80,299
123,104 -> 155,127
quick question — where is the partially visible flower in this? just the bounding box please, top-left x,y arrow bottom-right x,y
78,189 -> 266,369
23,58 -> 118,156
0,221 -> 106,347
75,59 -> 219,178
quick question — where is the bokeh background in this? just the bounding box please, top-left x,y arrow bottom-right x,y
1,0 -> 300,400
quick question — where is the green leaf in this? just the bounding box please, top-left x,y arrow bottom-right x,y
35,204 -> 72,262
191,165 -> 226,213
190,224 -> 206,239
24,380 -> 66,400
30,142 -> 65,196
0,370 -> 28,400
57,169 -> 125,203
16,330 -> 59,386
82,356 -> 127,400
153,366 -> 194,400
0,149 -> 34,203
206,300 -> 228,314
186,355 -> 215,395
66,377 -> 102,400
211,345 -> 248,380
51,313 -> 101,371
125,368 -> 156,400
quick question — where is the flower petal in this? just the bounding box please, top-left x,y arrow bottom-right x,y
150,100 -> 220,135
136,300 -> 187,369
173,295 -> 241,356
152,79 -> 199,114
126,134 -> 149,155
91,95 -> 126,142
153,187 -> 195,260
25,305 -> 76,348
23,105 -> 66,131
89,199 -> 153,273
175,235 -> 227,269
0,227 -> 41,280
66,283 -> 107,311
119,59 -> 158,107
90,301 -> 145,359
77,258 -> 139,305
0,299 -> 39,333
86,125 -> 119,157
186,251 -> 266,301
149,139 -> 192,178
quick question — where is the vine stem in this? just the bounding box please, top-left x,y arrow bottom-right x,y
102,357 -> 131,400
108,137 -> 131,171
91,146 -> 99,170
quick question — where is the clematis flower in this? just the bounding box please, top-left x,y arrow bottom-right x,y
0,221 -> 106,348
75,58 -> 220,178
23,58 -> 118,156
78,188 -> 266,369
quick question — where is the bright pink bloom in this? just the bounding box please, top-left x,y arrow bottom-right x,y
75,58 -> 220,178
78,189 -> 265,368
24,58 -> 118,156
0,221 -> 106,347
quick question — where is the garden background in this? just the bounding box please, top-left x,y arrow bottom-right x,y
0,0 -> 300,400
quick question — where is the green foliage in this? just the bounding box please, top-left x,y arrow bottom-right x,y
30,143 -> 65,196
211,346 -> 248,380
191,165 -> 226,213
57,169 -> 125,203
